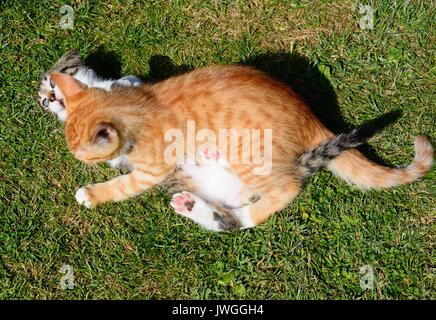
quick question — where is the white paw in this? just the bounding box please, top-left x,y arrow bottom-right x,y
120,75 -> 143,87
116,79 -> 133,87
170,192 -> 196,216
75,187 -> 92,208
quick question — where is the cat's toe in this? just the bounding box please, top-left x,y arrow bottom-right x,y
75,187 -> 92,208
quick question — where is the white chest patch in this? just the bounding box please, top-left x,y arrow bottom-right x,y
107,155 -> 132,171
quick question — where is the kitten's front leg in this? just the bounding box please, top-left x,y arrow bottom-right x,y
75,170 -> 164,208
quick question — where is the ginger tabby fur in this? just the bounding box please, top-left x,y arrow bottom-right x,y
51,65 -> 433,231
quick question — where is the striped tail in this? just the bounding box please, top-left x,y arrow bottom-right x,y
296,112 -> 433,188
296,125 -> 381,180
327,135 -> 433,189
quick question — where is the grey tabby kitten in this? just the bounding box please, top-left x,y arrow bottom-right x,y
37,49 -> 143,170
37,49 -> 142,121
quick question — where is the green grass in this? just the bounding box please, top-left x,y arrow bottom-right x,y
0,0 -> 435,299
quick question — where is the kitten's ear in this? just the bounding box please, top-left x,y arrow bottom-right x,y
51,72 -> 86,98
91,123 -> 119,145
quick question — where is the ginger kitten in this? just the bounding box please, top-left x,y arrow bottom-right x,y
38,50 -> 143,170
50,65 -> 433,232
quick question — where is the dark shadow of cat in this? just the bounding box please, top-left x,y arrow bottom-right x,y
85,50 -> 190,83
242,52 -> 401,166
85,48 -> 400,166
143,55 -> 192,83
85,46 -> 122,80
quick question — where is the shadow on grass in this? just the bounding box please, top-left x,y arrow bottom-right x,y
242,52 -> 401,166
144,55 -> 192,83
85,48 -> 400,166
85,46 -> 122,80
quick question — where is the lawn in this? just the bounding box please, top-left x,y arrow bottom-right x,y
0,0 -> 434,299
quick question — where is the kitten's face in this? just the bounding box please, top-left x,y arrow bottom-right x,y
37,74 -> 67,121
65,96 -> 122,164
37,49 -> 82,121
50,72 -> 123,164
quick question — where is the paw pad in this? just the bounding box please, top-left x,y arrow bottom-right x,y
170,192 -> 196,215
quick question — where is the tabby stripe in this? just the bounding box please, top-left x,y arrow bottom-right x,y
59,65 -> 80,74
134,165 -> 169,176
133,171 -> 163,185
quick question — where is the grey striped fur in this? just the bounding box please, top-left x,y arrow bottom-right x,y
296,122 -> 387,180
47,49 -> 84,75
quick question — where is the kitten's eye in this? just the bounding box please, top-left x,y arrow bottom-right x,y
50,79 -> 55,88
42,98 -> 49,108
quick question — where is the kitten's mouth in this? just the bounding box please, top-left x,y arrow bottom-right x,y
49,92 -> 65,108
53,97 -> 65,108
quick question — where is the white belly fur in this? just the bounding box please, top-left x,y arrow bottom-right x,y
181,163 -> 255,228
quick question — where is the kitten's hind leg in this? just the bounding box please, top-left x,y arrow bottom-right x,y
225,189 -> 260,209
247,178 -> 302,226
170,192 -> 241,232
